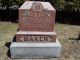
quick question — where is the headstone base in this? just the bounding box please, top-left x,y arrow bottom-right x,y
10,39 -> 61,58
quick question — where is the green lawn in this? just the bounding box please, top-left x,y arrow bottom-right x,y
0,21 -> 80,60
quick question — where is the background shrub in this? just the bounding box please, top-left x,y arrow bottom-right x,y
0,0 -> 80,11
50,0 -> 80,12
0,0 -> 24,10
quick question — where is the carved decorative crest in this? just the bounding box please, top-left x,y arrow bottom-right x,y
31,2 -> 44,11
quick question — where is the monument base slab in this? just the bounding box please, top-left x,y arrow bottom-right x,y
10,39 -> 61,58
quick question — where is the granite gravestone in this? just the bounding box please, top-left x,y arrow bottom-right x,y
10,1 -> 61,58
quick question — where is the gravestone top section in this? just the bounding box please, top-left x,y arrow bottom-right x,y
19,1 -> 56,32
19,1 -> 55,11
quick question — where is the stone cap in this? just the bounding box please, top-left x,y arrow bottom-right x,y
16,31 -> 56,35
19,1 -> 56,11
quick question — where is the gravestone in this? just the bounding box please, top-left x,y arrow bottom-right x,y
10,1 -> 61,58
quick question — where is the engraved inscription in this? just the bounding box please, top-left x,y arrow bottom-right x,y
31,2 -> 44,11
19,36 -> 53,42
23,10 -> 30,16
19,1 -> 55,31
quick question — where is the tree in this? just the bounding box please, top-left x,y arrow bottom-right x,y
0,0 -> 24,10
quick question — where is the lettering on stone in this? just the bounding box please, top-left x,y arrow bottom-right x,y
44,10 -> 51,16
23,10 -> 30,16
31,2 -> 44,11
19,36 -> 53,42
20,36 -> 24,41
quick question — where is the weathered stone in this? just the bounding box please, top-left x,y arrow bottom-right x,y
10,1 -> 61,58
16,31 -> 56,42
19,1 -> 56,31
10,39 -> 61,58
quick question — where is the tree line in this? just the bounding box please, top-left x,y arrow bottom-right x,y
0,0 -> 80,12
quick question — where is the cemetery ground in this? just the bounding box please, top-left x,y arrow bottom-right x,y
0,21 -> 80,60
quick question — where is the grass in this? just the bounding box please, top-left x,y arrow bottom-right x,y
0,21 -> 80,60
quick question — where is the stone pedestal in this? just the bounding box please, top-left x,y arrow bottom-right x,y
10,1 -> 61,58
10,39 -> 61,58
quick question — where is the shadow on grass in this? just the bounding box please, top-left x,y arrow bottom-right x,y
69,33 -> 80,43
5,35 -> 16,58
5,42 -> 11,58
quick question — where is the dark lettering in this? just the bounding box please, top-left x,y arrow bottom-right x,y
48,36 -> 53,41
35,36 -> 39,41
40,36 -> 44,41
29,36 -> 34,41
44,36 -> 48,41
20,36 -> 53,42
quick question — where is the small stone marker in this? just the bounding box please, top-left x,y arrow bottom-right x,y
10,1 -> 61,58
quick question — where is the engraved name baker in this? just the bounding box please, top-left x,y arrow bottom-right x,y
20,35 -> 53,42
